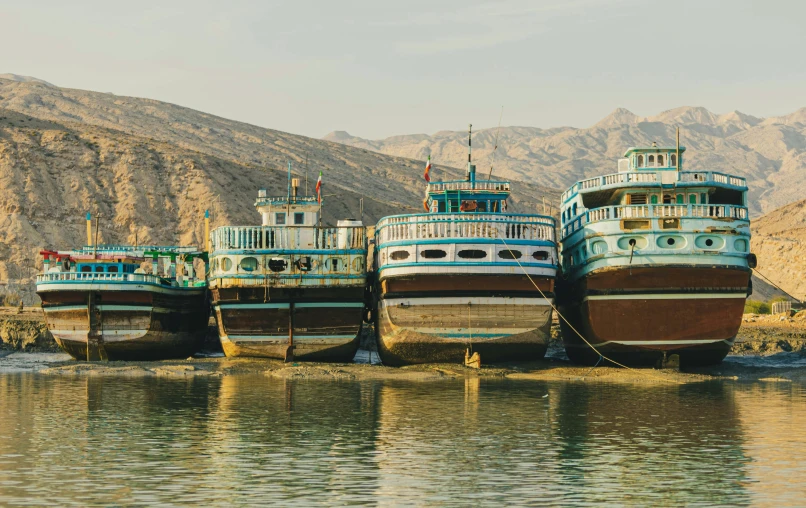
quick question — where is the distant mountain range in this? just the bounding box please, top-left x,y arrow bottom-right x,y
325,105 -> 806,217
0,76 -> 556,299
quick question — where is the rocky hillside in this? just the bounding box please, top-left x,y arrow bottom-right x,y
0,78 -> 558,303
751,198 -> 806,301
326,106 -> 806,217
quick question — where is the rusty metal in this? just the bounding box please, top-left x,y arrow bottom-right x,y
86,291 -> 107,361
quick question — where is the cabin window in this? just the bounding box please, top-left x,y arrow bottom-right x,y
648,155 -> 655,167
330,258 -> 341,271
676,194 -> 684,204
498,249 -> 522,260
637,155 -> 644,167
650,195 -> 658,204
572,204 -> 578,217
438,201 -> 447,213
275,212 -> 286,225
294,213 -> 305,225
658,154 -> 665,166
663,194 -> 673,204
629,194 -> 647,205
240,257 -> 258,272
670,154 -> 677,167
390,250 -> 409,261
457,249 -> 487,259
222,257 -> 233,271
81,265 -> 91,273
701,193 -> 707,204
689,194 -> 697,204
108,265 -> 118,273
268,258 -> 287,272
476,201 -> 487,212
533,251 -> 549,260
422,249 -> 447,259
95,266 -> 104,273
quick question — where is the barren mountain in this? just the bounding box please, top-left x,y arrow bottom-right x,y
325,106 -> 806,217
751,198 -> 806,302
0,78 -> 557,302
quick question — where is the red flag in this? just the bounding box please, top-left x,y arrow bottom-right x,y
315,171 -> 322,204
424,156 -> 432,182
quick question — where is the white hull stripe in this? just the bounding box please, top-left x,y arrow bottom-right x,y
571,339 -> 734,347
44,305 -> 183,313
406,328 -> 534,336
216,302 -> 363,310
584,293 -> 747,302
222,334 -> 356,341
37,283 -> 204,295
50,329 -> 148,338
382,296 -> 553,307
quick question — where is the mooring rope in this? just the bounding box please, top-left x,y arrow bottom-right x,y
753,267 -> 802,304
497,234 -> 682,384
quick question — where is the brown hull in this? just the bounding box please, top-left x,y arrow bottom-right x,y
211,286 -> 364,361
376,274 -> 554,366
557,266 -> 751,366
38,287 -> 210,361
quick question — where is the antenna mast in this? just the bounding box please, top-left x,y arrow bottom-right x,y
488,106 -> 503,180
466,123 -> 474,182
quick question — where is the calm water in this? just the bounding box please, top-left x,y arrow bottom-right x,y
1,374 -> 805,506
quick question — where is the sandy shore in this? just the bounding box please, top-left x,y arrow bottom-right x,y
2,311 -> 806,384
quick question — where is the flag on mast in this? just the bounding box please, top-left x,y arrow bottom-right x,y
316,171 -> 322,204
423,156 -> 432,182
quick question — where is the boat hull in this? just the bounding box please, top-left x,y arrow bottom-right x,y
37,284 -> 209,361
211,286 -> 364,361
376,274 -> 554,366
557,265 -> 750,366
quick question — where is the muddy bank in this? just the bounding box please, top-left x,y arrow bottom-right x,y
0,308 -> 58,352
734,313 -> 806,355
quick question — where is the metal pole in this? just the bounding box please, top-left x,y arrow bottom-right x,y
93,216 -> 100,259
467,123 -> 472,181
676,127 -> 681,172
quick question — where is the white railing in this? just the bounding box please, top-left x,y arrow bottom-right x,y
426,180 -> 511,193
562,204 -> 748,238
36,272 -> 164,284
376,214 -> 556,245
210,226 -> 366,252
678,171 -> 746,187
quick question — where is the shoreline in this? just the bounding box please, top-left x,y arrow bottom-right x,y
3,310 -> 806,384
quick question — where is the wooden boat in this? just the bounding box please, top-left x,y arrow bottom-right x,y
556,142 -> 756,366
208,176 -> 367,361
372,125 -> 559,366
36,235 -> 210,360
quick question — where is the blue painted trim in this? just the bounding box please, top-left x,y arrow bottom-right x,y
377,261 -> 558,272
35,280 -> 205,291
376,238 -> 556,248
211,249 -> 366,256
209,273 -> 364,280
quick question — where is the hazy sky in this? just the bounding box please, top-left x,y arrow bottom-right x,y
2,0 -> 805,138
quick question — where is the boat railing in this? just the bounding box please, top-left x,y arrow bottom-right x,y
36,272 -> 164,284
562,204 -> 749,237
678,171 -> 747,187
376,214 -> 556,244
426,180 -> 511,193
210,226 -> 366,252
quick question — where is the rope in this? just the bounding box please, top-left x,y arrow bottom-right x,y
753,268 -> 802,304
497,234 -> 682,384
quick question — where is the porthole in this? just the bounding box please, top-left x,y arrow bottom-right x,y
705,239 -> 713,247
268,258 -> 287,272
657,235 -> 686,249
498,249 -> 522,260
390,250 -> 410,260
591,241 -> 607,255
239,257 -> 258,272
221,257 -> 233,271
734,239 -> 748,252
667,238 -> 675,246
533,251 -> 548,261
458,249 -> 487,259
422,249 -> 447,259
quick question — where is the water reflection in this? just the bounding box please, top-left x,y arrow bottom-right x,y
0,374 -> 805,505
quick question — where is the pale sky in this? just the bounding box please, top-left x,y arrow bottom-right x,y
2,0 -> 805,138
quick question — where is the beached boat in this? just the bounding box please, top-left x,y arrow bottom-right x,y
36,225 -> 210,360
208,176 -> 367,361
556,142 -> 755,366
372,126 -> 559,366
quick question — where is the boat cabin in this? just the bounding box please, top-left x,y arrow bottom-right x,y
256,179 -> 319,227
425,165 -> 511,214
